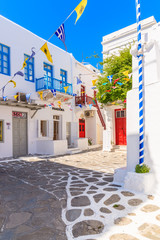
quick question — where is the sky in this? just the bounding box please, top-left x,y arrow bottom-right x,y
0,0 -> 159,69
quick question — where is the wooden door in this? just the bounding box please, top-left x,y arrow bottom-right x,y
13,112 -> 27,157
81,85 -> 85,105
79,119 -> 85,138
115,109 -> 126,145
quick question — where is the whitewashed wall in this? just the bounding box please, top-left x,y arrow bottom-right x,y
0,15 -> 75,100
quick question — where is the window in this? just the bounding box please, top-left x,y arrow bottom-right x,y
24,54 -> 34,82
40,120 -> 48,137
0,120 -> 4,142
0,43 -> 10,75
116,110 -> 126,118
60,69 -> 67,83
44,63 -> 53,89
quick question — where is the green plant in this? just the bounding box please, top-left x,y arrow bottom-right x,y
96,46 -> 132,105
135,164 -> 150,173
113,204 -> 119,208
88,137 -> 93,146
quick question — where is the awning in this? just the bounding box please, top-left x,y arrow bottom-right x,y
0,99 -> 45,110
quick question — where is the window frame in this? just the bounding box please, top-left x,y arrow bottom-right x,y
0,43 -> 10,76
60,69 -> 67,83
43,62 -> 53,78
24,54 -> 34,82
0,120 -> 4,143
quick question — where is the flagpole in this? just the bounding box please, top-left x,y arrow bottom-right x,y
135,0 -> 144,166
47,9 -> 75,42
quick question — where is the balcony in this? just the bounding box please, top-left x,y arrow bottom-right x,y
75,95 -> 96,106
36,76 -> 73,95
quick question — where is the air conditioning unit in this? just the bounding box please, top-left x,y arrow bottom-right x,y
84,110 -> 94,118
16,92 -> 27,102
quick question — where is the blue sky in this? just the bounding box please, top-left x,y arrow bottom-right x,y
0,0 -> 159,68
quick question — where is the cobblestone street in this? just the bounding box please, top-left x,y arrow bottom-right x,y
0,148 -> 160,240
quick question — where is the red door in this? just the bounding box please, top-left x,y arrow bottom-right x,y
79,119 -> 85,138
115,109 -> 126,145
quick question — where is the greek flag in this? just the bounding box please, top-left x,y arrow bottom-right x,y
55,23 -> 67,51
107,75 -> 113,83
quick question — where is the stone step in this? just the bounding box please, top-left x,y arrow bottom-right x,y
111,145 -> 127,152
67,148 -> 82,155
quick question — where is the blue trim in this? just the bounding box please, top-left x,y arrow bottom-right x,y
36,76 -> 73,95
24,54 -> 34,82
0,43 -> 10,76
43,62 -> 53,89
60,69 -> 67,83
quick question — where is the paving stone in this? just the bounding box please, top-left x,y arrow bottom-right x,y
128,199 -> 143,206
66,209 -> 81,222
128,213 -> 136,216
87,191 -> 97,194
156,215 -> 160,221
100,207 -> 112,214
104,194 -> 121,206
15,224 -> 33,234
103,177 -> 113,182
138,223 -> 160,240
114,217 -> 132,225
71,191 -> 83,196
113,204 -> 125,210
72,220 -> 104,238
15,226 -> 66,240
84,208 -> 94,216
6,212 -> 32,229
0,216 -> 5,228
93,194 -> 105,203
90,186 -> 98,190
141,204 -> 160,212
109,184 -> 122,187
97,182 -> 108,186
104,187 -> 118,191
71,196 -> 91,207
121,191 -> 134,197
148,195 -> 155,200
110,233 -> 139,240
85,178 -> 99,182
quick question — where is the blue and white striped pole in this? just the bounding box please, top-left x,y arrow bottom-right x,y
136,0 -> 144,166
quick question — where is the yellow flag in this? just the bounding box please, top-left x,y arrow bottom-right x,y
21,58 -> 28,70
40,42 -> 53,63
123,70 -> 129,77
38,91 -> 43,100
124,78 -> 130,81
75,0 -> 87,23
92,79 -> 97,86
8,80 -> 16,88
58,101 -> 61,108
64,86 -> 69,94
14,95 -> 18,100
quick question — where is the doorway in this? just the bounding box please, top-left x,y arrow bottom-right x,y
13,111 -> 28,157
79,119 -> 85,138
115,109 -> 126,145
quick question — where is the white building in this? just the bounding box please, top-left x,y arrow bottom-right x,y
0,15 -> 104,158
101,16 -> 157,151
115,20 -> 160,194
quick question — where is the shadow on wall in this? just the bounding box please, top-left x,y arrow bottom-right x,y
126,133 -> 159,195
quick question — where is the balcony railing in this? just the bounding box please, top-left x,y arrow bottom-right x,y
36,76 -> 73,95
75,95 -> 96,106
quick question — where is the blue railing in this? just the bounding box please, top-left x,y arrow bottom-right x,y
36,76 -> 73,95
